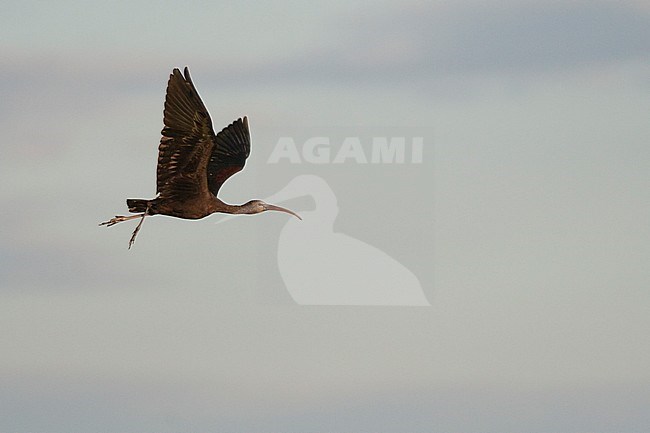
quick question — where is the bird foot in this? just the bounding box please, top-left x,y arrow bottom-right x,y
99,213 -> 146,249
99,215 -> 133,227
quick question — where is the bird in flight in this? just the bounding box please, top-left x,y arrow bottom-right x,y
100,67 -> 301,248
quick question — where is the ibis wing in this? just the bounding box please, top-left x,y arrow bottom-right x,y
207,116 -> 251,196
156,67 -> 216,199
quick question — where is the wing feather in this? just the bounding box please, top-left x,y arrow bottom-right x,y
207,116 -> 251,196
156,67 -> 216,199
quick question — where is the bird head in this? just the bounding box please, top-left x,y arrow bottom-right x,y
245,200 -> 302,220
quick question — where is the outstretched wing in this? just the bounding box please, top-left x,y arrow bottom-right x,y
156,67 -> 216,200
207,116 -> 251,196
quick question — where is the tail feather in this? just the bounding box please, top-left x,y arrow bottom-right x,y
126,198 -> 149,213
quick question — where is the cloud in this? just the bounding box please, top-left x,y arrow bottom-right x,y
93,1 -> 644,90
285,0 -> 650,82
2,376 -> 648,432
2,1 -> 647,102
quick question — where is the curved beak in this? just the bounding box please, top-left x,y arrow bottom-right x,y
264,203 -> 302,220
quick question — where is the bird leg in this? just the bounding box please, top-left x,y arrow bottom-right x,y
99,214 -> 143,227
127,214 -> 146,249
99,213 -> 147,249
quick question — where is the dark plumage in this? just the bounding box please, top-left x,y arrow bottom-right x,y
100,67 -> 300,248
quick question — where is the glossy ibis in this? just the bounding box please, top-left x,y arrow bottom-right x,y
100,67 -> 301,248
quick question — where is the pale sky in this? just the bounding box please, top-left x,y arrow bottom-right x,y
1,1 -> 649,432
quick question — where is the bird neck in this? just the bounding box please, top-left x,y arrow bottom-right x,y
232,203 -> 254,215
210,197 -> 254,215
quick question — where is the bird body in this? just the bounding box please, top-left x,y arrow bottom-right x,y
127,196 -> 271,220
101,67 -> 300,248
